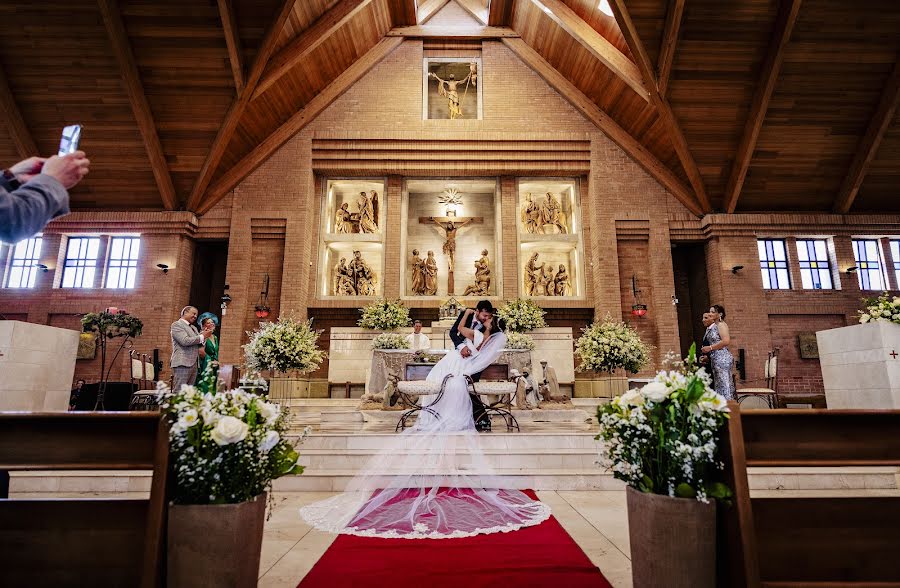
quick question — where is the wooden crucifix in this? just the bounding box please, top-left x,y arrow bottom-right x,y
418,215 -> 483,295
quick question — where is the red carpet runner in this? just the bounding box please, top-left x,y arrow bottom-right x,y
298,490 -> 613,588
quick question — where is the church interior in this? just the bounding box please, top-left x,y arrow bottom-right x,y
1,0 -> 899,586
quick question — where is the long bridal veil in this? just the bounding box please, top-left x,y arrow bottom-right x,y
299,330 -> 551,539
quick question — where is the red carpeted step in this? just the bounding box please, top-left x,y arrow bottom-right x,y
298,490 -> 612,588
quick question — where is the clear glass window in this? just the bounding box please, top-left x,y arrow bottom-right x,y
852,239 -> 886,291
758,239 -> 791,289
105,237 -> 140,289
61,237 -> 101,288
795,239 -> 833,290
4,237 -> 42,288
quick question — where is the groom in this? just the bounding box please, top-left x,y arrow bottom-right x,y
449,300 -> 495,432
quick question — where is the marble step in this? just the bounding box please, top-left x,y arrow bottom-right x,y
296,448 -> 601,470
295,432 -> 601,451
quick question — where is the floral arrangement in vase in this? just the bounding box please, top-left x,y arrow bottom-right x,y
358,298 -> 411,331
497,298 -> 547,332
575,314 -> 651,374
859,292 -> 900,325
244,317 -> 325,375
596,345 -> 732,503
157,375 -> 307,505
504,332 -> 536,350
372,332 -> 411,350
81,309 -> 144,408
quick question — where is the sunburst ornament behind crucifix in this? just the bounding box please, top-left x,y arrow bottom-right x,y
439,188 -> 463,216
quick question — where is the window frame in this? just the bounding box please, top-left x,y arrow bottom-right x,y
891,239 -> 900,288
61,236 -> 102,289
757,238 -> 792,290
851,238 -> 888,291
4,236 -> 43,289
795,238 -> 834,290
104,236 -> 141,289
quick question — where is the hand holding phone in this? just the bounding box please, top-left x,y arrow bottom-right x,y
58,124 -> 82,156
43,151 -> 90,189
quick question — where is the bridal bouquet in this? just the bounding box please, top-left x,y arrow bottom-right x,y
244,317 -> 326,375
158,378 -> 306,505
596,345 -> 732,503
372,332 -> 410,350
358,298 -> 411,331
504,332 -> 536,350
575,315 -> 650,374
497,298 -> 547,332
859,292 -> 900,325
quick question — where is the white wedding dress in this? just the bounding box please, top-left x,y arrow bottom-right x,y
299,329 -> 551,539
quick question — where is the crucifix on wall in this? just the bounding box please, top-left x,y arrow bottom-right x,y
418,215 -> 483,295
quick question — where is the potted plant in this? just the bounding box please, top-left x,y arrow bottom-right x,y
371,332 -> 411,350
574,314 -> 651,398
858,292 -> 900,324
358,298 -> 411,331
158,375 -> 306,587
244,317 -> 326,399
81,309 -> 143,409
596,345 -> 732,588
497,298 -> 547,332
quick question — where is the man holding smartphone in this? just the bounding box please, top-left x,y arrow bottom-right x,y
0,151 -> 90,243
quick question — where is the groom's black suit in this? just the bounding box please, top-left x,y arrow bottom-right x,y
449,309 -> 490,430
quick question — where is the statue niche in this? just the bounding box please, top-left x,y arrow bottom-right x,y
333,250 -> 378,296
524,252 -> 571,297
463,250 -> 491,296
332,190 -> 379,234
521,192 -> 568,235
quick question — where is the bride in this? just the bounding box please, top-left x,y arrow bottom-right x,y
299,312 -> 550,538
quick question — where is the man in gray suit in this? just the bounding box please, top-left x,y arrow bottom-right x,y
171,306 -> 215,390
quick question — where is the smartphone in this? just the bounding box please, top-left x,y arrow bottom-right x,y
58,124 -> 82,156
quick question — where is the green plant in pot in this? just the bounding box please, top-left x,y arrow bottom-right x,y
158,373 -> 307,587
81,310 -> 143,410
596,344 -> 732,588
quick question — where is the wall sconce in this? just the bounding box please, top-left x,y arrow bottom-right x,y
846,266 -> 858,274
254,273 -> 271,319
156,263 -> 169,274
671,295 -> 679,306
731,265 -> 744,274
631,275 -> 647,317
34,263 -> 49,273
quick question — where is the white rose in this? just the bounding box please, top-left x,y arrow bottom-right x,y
860,314 -> 871,323
619,389 -> 644,406
641,381 -> 671,403
259,430 -> 280,453
210,416 -> 249,446
178,408 -> 199,429
258,401 -> 280,424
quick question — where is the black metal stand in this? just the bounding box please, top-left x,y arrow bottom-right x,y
395,374 -> 452,432
465,376 -> 521,432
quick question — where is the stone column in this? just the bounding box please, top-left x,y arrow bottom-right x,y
383,175 -> 403,298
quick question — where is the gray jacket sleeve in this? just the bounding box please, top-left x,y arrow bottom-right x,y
0,173 -> 69,243
171,321 -> 203,348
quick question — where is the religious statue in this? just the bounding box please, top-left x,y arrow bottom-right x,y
430,217 -> 474,272
356,191 -> 378,234
540,192 -> 567,234
524,252 -> 544,296
538,264 -> 555,296
521,193 -> 542,234
429,63 -> 476,120
424,250 -> 438,296
463,249 -> 491,296
554,263 -> 571,297
333,257 -> 356,296
538,361 -> 566,403
335,202 -> 352,234
409,249 -> 426,296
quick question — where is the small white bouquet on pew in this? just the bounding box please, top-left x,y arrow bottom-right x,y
596,344 -> 732,504
858,292 -> 900,325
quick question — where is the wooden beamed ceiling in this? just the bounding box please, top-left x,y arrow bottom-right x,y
0,0 -> 897,214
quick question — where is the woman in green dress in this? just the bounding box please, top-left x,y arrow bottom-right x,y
197,312 -> 219,387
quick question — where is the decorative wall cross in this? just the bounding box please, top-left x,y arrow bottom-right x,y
418,215 -> 483,295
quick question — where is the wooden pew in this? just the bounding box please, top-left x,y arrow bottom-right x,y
719,404 -> 900,587
0,412 -> 169,588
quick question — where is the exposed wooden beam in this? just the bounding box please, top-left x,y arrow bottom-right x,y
417,0 -> 451,24
833,57 -> 900,214
608,0 -> 710,213
217,0 -> 244,93
455,0 -> 488,24
387,25 -> 518,38
97,0 -> 178,211
197,37 -> 404,215
254,0 -> 372,99
530,0 -> 649,101
187,0 -> 296,212
487,0 -> 514,26
657,0 -> 684,97
387,0 -> 418,26
0,64 -> 38,159
503,37 -> 702,216
724,0 -> 801,214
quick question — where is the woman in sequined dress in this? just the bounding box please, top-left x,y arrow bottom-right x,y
701,304 -> 735,400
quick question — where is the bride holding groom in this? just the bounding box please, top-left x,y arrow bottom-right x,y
300,300 -> 550,539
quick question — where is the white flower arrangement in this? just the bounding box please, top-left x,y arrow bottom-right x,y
497,298 -> 547,332
504,332 -> 536,350
243,317 -> 325,375
859,292 -> 900,325
372,332 -> 411,350
358,298 -> 411,331
596,345 -> 732,503
157,378 -> 307,505
575,315 -> 651,374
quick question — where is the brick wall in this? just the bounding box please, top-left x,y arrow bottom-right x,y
768,313 -> 847,394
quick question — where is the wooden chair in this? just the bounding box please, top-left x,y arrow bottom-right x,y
129,349 -> 159,410
719,404 -> 900,587
0,412 -> 170,588
736,349 -> 779,409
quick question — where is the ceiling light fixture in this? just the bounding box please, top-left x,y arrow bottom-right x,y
598,0 -> 614,17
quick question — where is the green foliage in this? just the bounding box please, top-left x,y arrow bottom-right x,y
358,298 -> 411,331
372,332 -> 411,350
859,292 -> 900,325
81,310 -> 143,339
504,332 -> 536,350
575,314 -> 651,374
243,317 -> 326,375
497,298 -> 547,332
